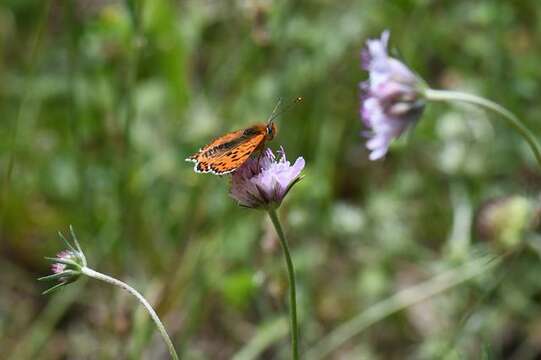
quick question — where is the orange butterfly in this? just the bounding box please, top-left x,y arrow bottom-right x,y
186,98 -> 301,175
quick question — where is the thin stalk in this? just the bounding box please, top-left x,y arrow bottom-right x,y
424,88 -> 541,168
80,267 -> 179,360
305,254 -> 501,360
267,209 -> 299,360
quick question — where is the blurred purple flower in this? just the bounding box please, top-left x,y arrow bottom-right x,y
360,30 -> 425,160
230,147 -> 305,209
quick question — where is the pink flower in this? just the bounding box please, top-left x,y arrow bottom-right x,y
230,147 -> 305,209
360,30 -> 425,160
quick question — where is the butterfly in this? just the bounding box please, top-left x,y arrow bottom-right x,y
186,97 -> 301,175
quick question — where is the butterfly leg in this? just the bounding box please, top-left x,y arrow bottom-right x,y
254,139 -> 268,169
256,151 -> 263,169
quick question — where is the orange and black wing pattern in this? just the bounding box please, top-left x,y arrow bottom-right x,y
186,125 -> 267,175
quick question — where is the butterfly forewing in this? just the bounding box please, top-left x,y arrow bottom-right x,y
187,129 -> 244,160
186,124 -> 269,175
207,133 -> 266,174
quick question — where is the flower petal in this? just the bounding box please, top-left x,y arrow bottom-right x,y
230,149 -> 305,209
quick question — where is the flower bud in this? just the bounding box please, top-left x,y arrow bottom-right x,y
476,196 -> 536,250
39,226 -> 87,294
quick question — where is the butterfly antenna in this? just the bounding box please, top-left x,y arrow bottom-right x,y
267,96 -> 303,124
267,98 -> 283,125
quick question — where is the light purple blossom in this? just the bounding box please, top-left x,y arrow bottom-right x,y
230,147 -> 305,209
360,30 -> 425,160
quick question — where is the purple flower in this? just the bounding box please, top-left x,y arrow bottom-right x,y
230,147 -> 305,209
360,30 -> 425,160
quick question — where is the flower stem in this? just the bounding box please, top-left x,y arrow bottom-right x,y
424,88 -> 541,168
81,267 -> 179,360
267,209 -> 299,360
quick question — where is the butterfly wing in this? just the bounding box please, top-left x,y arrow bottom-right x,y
186,126 -> 266,175
186,129 -> 245,161
206,133 -> 266,174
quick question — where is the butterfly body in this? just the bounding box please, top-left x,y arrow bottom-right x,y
186,122 -> 277,175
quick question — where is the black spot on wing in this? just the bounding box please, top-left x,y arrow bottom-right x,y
196,161 -> 210,172
242,127 -> 259,136
203,138 -> 244,157
209,163 -> 230,174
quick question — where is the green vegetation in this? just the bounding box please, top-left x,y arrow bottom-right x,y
1,1 -> 540,359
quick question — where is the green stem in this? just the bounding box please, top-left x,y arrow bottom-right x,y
424,88 -> 541,168
267,209 -> 299,360
305,254 -> 501,360
81,267 -> 179,360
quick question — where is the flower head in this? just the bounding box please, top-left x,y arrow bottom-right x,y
476,196 -> 536,250
50,250 -> 78,275
230,147 -> 305,209
360,30 -> 425,160
39,226 -> 87,294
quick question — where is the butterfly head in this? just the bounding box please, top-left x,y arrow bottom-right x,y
264,96 -> 301,140
265,121 -> 277,141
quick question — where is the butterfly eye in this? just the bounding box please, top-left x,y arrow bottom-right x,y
266,125 -> 273,135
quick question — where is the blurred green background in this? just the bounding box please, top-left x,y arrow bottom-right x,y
1,0 -> 541,359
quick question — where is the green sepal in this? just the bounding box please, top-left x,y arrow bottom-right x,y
37,270 -> 77,282
42,282 -> 67,295
44,256 -> 80,268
